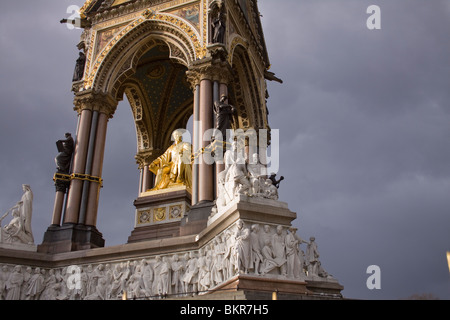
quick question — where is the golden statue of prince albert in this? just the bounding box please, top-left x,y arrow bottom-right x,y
149,129 -> 192,191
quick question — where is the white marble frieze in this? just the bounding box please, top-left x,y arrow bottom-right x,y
0,220 -> 337,300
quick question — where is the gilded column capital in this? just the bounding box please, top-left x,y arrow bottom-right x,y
73,90 -> 118,118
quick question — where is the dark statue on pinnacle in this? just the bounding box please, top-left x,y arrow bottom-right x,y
55,133 -> 74,174
54,133 -> 74,193
73,52 -> 86,82
213,94 -> 236,141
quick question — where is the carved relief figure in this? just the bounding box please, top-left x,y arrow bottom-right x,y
250,224 -> 263,275
155,256 -> 171,296
141,259 -> 154,297
234,220 -> 251,274
211,238 -> 225,285
31,269 -> 46,300
260,239 -> 281,276
271,226 -> 287,276
0,265 -> 9,300
182,251 -> 198,294
5,266 -> 23,300
171,254 -> 184,295
197,247 -> 211,293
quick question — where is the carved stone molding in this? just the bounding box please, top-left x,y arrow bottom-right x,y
88,18 -> 200,94
135,149 -> 163,168
186,56 -> 234,88
73,90 -> 118,118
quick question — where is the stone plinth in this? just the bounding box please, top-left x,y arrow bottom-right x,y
211,274 -> 311,296
37,224 -> 105,254
0,243 -> 37,253
128,187 -> 191,243
305,278 -> 345,297
208,195 -> 294,227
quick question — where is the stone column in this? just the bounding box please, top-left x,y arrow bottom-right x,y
136,150 -> 161,194
180,55 -> 233,236
85,111 -> 111,227
192,84 -> 200,205
39,91 -> 116,254
51,191 -> 66,226
198,78 -> 214,203
64,107 -> 92,224
65,91 -> 117,226
78,110 -> 99,225
142,165 -> 151,192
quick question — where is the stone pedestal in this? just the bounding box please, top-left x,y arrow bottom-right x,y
37,224 -> 105,254
128,186 -> 192,243
180,201 -> 214,237
0,243 -> 37,253
208,194 -> 293,227
305,278 -> 345,297
211,274 -> 311,296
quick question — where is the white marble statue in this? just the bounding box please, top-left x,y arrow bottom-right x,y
247,154 -> 267,197
216,141 -> 251,210
212,146 -> 283,220
285,227 -> 307,279
1,185 -> 34,245
263,179 -> 279,200
306,237 -> 320,277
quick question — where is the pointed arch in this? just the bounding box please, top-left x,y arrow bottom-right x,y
231,44 -> 267,130
85,14 -> 202,97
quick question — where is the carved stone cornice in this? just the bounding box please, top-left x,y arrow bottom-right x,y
135,149 -> 163,168
86,0 -> 178,26
186,52 -> 234,87
73,90 -> 118,118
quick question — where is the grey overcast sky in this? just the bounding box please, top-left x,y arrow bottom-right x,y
0,0 -> 449,300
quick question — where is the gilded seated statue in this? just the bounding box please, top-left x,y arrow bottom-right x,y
149,129 -> 192,191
